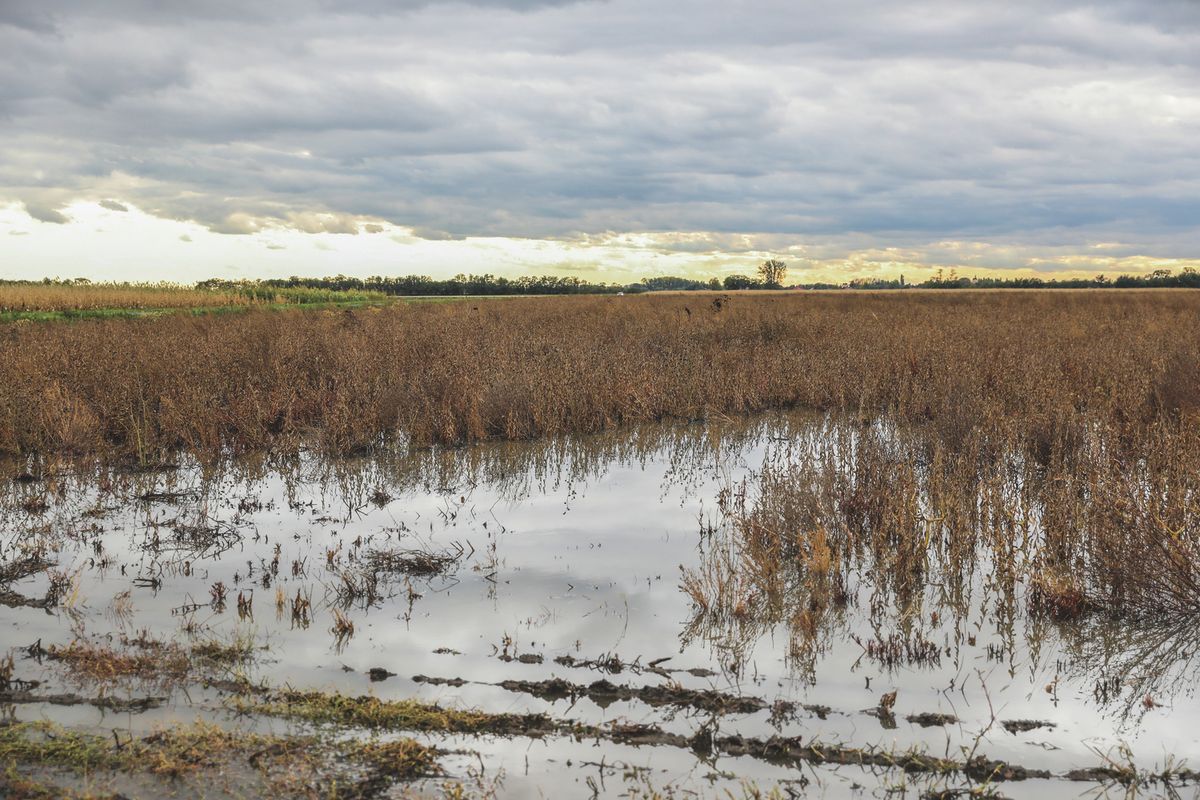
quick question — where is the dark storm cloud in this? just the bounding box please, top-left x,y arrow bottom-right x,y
2,0 -> 1200,259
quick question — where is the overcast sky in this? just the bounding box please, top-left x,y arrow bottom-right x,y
2,0 -> 1199,283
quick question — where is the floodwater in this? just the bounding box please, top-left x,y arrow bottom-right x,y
2,412 -> 1198,798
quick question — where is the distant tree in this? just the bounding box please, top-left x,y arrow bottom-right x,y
639,275 -> 709,292
723,274 -> 762,290
757,259 -> 788,288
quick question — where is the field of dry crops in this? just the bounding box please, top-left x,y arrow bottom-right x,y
0,282 -> 251,312
0,282 -> 393,319
10,288 -> 1195,623
1,289 -> 1197,460
4,289 -> 1200,799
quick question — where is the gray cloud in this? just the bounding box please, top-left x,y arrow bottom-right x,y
2,0 -> 1199,260
23,202 -> 69,224
1,0 -> 589,32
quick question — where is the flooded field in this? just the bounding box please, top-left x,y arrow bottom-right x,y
3,411 -> 1198,799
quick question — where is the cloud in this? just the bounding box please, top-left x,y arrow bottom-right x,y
410,227 -> 466,241
208,213 -> 265,235
0,0 -> 1198,269
98,199 -> 128,212
2,0 -> 590,28
23,202 -> 69,224
0,6 -> 55,31
285,211 -> 362,235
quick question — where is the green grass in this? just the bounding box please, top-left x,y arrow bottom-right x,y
0,720 -> 442,794
238,689 -> 559,734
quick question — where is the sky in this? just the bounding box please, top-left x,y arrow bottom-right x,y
2,0 -> 1199,285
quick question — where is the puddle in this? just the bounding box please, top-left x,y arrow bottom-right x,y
2,412 -> 1198,798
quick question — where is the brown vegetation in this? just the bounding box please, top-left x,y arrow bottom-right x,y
2,290 -> 1197,461
46,633 -> 254,691
0,282 -> 250,313
6,289 -> 1200,645
681,400 -> 1200,674
3,289 -> 1198,796
0,720 -> 446,800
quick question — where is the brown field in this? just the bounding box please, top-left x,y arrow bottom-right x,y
4,289 -> 1200,798
0,282 -> 250,312
6,286 -> 1200,620
9,288 -> 1196,623
1,289 -> 1197,461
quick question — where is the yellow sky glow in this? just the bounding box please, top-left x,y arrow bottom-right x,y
1,201 -> 1197,286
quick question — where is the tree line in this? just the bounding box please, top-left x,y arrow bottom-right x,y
197,263 -> 1200,295
838,267 -> 1200,290
15,261 -> 1200,296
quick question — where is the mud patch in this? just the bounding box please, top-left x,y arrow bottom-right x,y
1001,719 -> 1056,734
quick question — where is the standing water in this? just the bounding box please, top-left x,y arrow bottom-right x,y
2,412 -> 1197,798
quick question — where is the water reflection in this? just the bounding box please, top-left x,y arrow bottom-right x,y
679,415 -> 1200,732
1063,615 -> 1200,722
2,411 -> 1199,797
